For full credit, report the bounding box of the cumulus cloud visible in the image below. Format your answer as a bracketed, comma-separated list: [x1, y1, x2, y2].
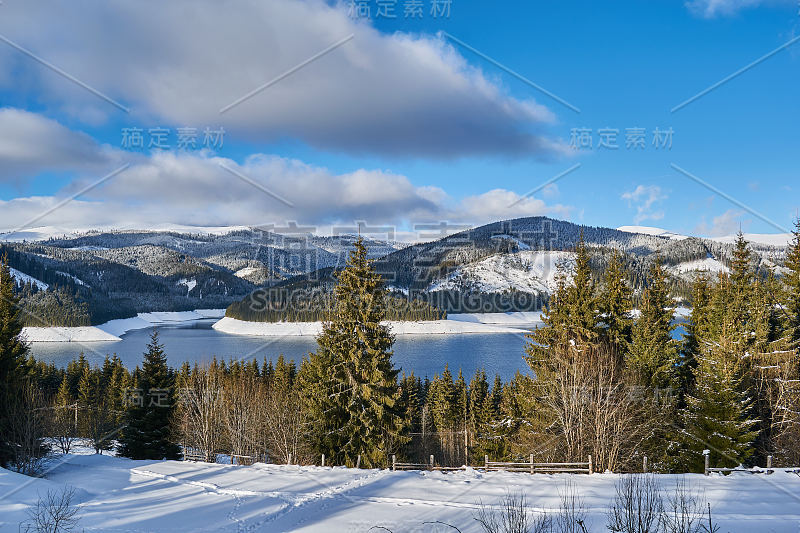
[0, 0, 565, 159]
[621, 185, 667, 224]
[0, 112, 571, 234]
[0, 108, 120, 181]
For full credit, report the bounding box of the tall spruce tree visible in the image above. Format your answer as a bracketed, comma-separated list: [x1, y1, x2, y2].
[598, 251, 633, 356]
[628, 258, 679, 390]
[526, 233, 597, 365]
[118, 331, 181, 460]
[785, 218, 800, 351]
[300, 238, 406, 467]
[569, 232, 598, 345]
[679, 320, 759, 471]
[680, 273, 712, 400]
[0, 254, 31, 466]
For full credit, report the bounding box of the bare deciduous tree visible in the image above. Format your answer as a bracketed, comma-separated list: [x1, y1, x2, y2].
[261, 380, 311, 464]
[47, 404, 77, 455]
[6, 385, 48, 476]
[176, 369, 224, 462]
[222, 375, 265, 460]
[529, 343, 649, 472]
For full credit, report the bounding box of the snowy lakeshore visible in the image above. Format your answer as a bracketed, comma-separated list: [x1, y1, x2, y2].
[2, 453, 799, 532]
[21, 309, 226, 342]
[212, 312, 543, 337]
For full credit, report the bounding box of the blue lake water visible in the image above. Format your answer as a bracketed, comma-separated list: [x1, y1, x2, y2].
[29, 320, 533, 380]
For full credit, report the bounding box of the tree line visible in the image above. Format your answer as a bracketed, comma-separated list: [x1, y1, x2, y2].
[2, 225, 799, 473]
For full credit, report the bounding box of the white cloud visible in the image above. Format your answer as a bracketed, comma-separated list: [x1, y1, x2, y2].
[0, 0, 566, 159]
[685, 0, 793, 17]
[621, 185, 668, 224]
[0, 113, 572, 233]
[0, 108, 120, 181]
[695, 208, 748, 237]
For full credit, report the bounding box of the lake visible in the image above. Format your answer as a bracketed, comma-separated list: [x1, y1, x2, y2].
[29, 319, 533, 380]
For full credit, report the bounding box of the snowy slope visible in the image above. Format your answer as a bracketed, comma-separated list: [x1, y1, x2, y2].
[617, 225, 688, 240]
[667, 257, 730, 275]
[2, 455, 799, 532]
[9, 267, 48, 290]
[428, 251, 575, 294]
[713, 232, 793, 247]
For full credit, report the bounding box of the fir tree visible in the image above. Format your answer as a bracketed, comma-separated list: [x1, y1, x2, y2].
[680, 273, 712, 400]
[569, 232, 598, 344]
[785, 218, 800, 351]
[598, 251, 633, 356]
[628, 258, 679, 390]
[679, 321, 759, 471]
[118, 330, 181, 460]
[300, 238, 406, 467]
[0, 254, 31, 466]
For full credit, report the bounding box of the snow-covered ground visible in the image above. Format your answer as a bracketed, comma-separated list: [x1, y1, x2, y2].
[212, 317, 527, 337]
[2, 454, 799, 532]
[22, 309, 226, 342]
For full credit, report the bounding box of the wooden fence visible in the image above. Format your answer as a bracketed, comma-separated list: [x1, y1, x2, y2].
[391, 454, 594, 474]
[704, 453, 775, 475]
[484, 454, 593, 474]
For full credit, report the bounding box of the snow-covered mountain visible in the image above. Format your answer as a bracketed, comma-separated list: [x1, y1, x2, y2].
[1, 217, 792, 324]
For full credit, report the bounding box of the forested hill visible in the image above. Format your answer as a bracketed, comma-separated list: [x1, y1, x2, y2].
[1, 229, 403, 326]
[1, 219, 787, 325]
[225, 217, 787, 320]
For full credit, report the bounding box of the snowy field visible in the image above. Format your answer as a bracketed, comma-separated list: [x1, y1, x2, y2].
[2, 453, 799, 532]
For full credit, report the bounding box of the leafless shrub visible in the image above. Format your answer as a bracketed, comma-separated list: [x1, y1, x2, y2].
[554, 479, 589, 533]
[606, 474, 663, 533]
[698, 503, 719, 533]
[23, 486, 81, 533]
[474, 491, 551, 533]
[660, 478, 704, 533]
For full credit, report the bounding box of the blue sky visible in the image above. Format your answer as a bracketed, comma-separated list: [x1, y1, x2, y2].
[0, 0, 797, 239]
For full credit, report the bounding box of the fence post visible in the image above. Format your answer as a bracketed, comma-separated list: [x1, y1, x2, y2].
[430, 455, 434, 470]
[356, 455, 361, 469]
[392, 455, 396, 471]
[588, 455, 593, 475]
[703, 450, 709, 476]
[231, 455, 234, 465]
[321, 454, 325, 467]
[643, 455, 648, 473]
[288, 453, 292, 465]
[530, 454, 534, 474]
[766, 455, 773, 471]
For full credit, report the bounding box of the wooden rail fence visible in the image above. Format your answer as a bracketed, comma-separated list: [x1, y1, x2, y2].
[704, 453, 775, 475]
